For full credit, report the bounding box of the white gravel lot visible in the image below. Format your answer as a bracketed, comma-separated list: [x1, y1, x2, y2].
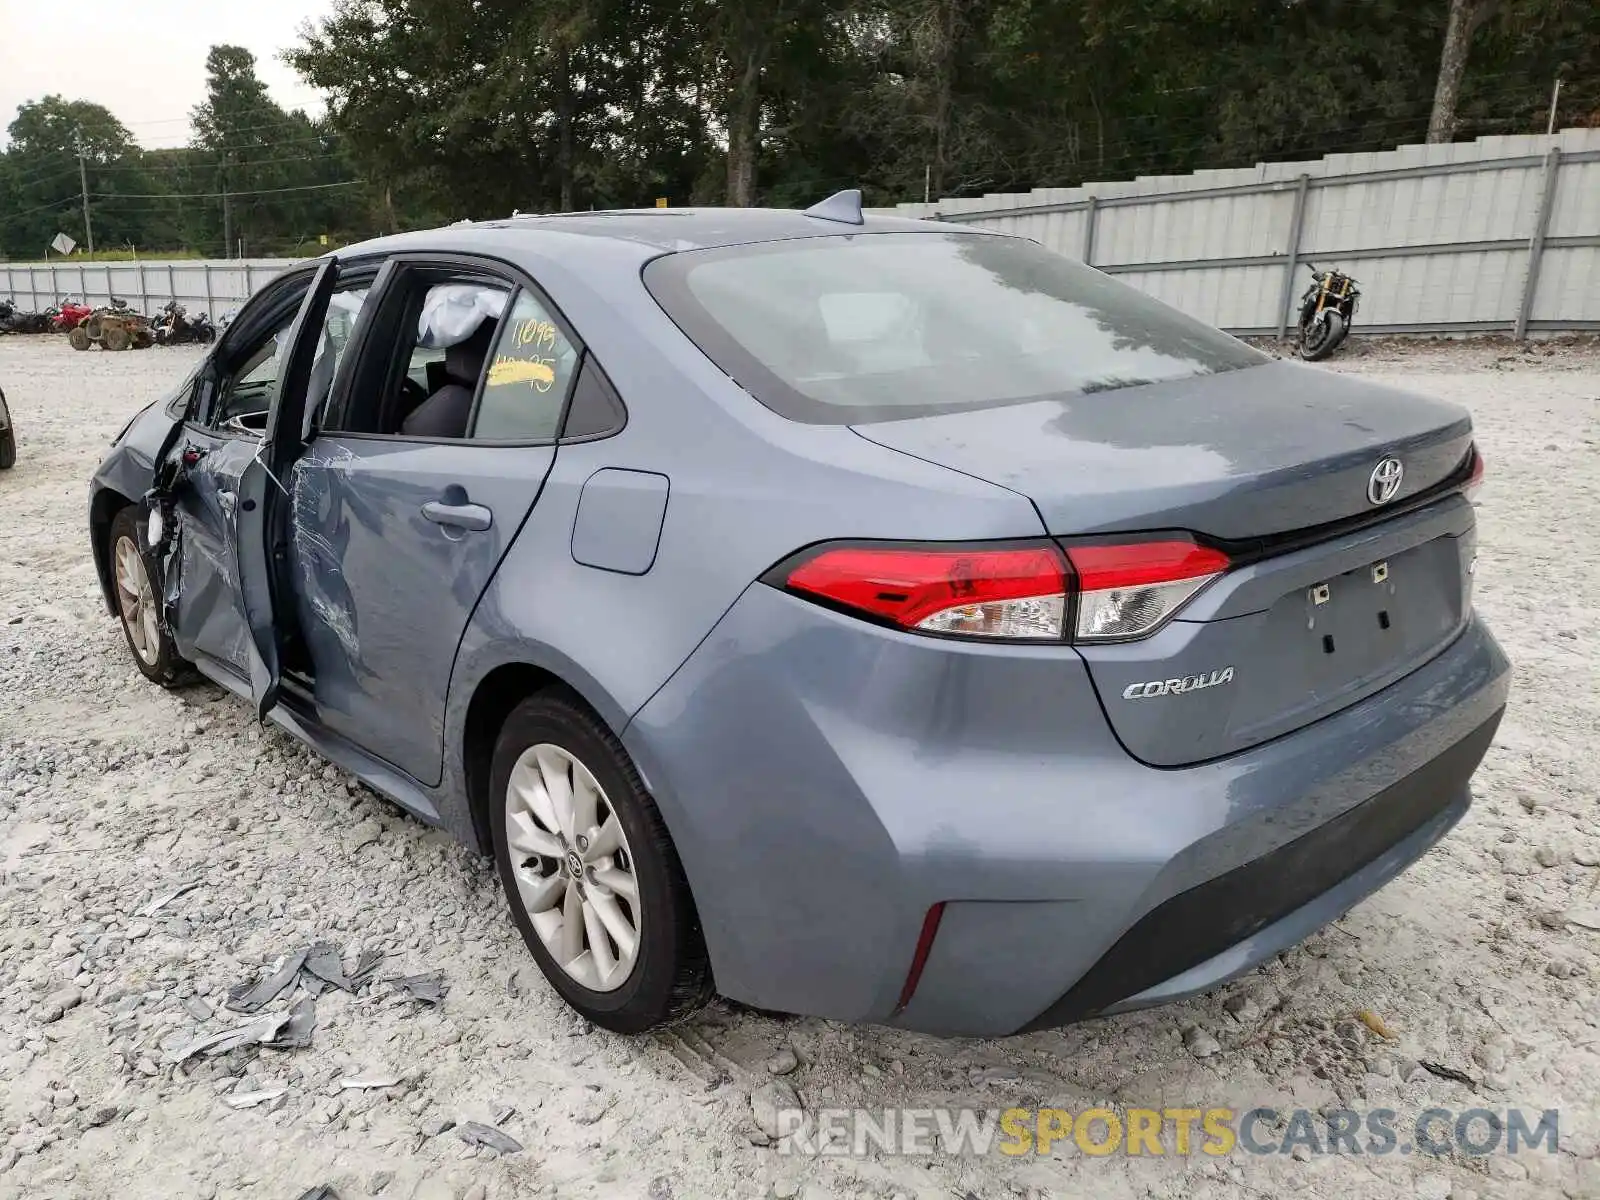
[0, 333, 1598, 1200]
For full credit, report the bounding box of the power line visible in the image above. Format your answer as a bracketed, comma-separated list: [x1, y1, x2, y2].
[91, 179, 366, 200]
[3, 194, 81, 219]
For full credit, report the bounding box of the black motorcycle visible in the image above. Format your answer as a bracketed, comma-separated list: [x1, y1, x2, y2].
[151, 300, 217, 347]
[1297, 263, 1360, 361]
[0, 300, 51, 335]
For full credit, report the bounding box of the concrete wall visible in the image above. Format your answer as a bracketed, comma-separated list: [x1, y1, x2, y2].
[873, 127, 1600, 336]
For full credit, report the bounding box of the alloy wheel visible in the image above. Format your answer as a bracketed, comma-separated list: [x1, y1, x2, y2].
[504, 743, 642, 992]
[114, 535, 159, 667]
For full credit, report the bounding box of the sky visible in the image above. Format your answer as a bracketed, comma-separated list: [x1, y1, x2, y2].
[0, 0, 334, 148]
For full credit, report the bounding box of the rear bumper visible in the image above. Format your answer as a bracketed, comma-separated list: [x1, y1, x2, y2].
[624, 586, 1510, 1037]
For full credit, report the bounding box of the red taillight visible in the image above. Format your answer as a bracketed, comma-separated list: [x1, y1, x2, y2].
[1464, 445, 1485, 501]
[783, 544, 1070, 639]
[893, 902, 946, 1016]
[772, 536, 1229, 643]
[1065, 540, 1230, 592]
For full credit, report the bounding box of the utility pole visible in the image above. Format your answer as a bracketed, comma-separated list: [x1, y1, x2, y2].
[1547, 77, 1563, 136]
[76, 140, 95, 256]
[220, 153, 232, 260]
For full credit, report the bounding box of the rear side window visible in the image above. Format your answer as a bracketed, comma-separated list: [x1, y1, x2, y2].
[471, 290, 580, 441]
[644, 232, 1266, 424]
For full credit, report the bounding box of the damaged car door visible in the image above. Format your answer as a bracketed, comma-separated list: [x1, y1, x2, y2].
[162, 268, 326, 681]
[234, 260, 340, 718]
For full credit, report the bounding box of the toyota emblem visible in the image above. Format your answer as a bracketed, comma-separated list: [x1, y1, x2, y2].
[1368, 457, 1404, 506]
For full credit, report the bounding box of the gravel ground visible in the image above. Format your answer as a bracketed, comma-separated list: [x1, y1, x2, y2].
[1, 334, 1598, 1200]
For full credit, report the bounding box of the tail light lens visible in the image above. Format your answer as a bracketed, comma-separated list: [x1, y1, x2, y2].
[782, 544, 1069, 639]
[1067, 540, 1230, 641]
[770, 536, 1228, 643]
[1464, 444, 1485, 501]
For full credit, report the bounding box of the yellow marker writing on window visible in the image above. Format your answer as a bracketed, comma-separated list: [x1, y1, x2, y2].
[488, 356, 556, 389]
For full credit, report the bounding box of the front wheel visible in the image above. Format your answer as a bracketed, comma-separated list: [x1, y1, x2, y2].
[1299, 310, 1347, 362]
[490, 692, 711, 1032]
[68, 326, 92, 351]
[107, 506, 191, 686]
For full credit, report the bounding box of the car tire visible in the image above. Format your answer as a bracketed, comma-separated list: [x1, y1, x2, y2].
[107, 506, 192, 686]
[490, 691, 712, 1033]
[0, 428, 14, 470]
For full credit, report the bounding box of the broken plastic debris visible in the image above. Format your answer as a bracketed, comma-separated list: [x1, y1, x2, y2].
[385, 970, 448, 1008]
[144, 880, 199, 916]
[166, 1012, 291, 1064]
[293, 1187, 339, 1200]
[225, 949, 309, 1014]
[223, 943, 384, 1011]
[182, 996, 213, 1021]
[348, 949, 384, 989]
[302, 943, 351, 995]
[224, 1085, 288, 1110]
[456, 1120, 523, 1155]
[264, 997, 317, 1051]
[339, 1072, 402, 1091]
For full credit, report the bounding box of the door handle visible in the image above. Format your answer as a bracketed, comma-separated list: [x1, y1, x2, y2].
[421, 500, 492, 532]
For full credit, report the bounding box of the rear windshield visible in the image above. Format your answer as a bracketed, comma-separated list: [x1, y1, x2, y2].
[644, 232, 1266, 424]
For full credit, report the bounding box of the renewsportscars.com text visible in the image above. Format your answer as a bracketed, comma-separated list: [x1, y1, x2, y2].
[775, 1106, 1559, 1159]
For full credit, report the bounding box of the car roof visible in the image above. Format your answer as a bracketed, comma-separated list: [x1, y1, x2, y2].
[339, 207, 961, 260]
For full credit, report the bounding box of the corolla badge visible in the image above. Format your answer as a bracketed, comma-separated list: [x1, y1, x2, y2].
[1368, 456, 1404, 506]
[1122, 667, 1235, 700]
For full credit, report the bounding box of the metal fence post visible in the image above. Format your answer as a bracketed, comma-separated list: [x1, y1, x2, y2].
[1514, 147, 1562, 340]
[78, 264, 88, 303]
[1081, 195, 1099, 265]
[138, 263, 148, 313]
[167, 263, 176, 308]
[106, 264, 115, 305]
[204, 264, 214, 317]
[49, 263, 59, 306]
[244, 264, 255, 299]
[1276, 173, 1313, 339]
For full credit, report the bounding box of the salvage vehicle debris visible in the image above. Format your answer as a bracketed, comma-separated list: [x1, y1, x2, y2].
[224, 942, 385, 1012]
[167, 1011, 292, 1064]
[264, 997, 317, 1050]
[144, 879, 199, 916]
[225, 1085, 289, 1109]
[385, 970, 448, 1009]
[338, 1072, 402, 1091]
[455, 1120, 523, 1155]
[226, 949, 310, 1014]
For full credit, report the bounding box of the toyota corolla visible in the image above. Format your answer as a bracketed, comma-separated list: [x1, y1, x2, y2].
[88, 193, 1508, 1035]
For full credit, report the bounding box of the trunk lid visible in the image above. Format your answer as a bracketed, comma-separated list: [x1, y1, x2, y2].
[850, 359, 1473, 540]
[852, 360, 1479, 766]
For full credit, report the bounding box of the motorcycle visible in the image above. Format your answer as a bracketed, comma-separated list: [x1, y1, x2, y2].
[1297, 264, 1360, 362]
[150, 300, 217, 346]
[51, 297, 93, 333]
